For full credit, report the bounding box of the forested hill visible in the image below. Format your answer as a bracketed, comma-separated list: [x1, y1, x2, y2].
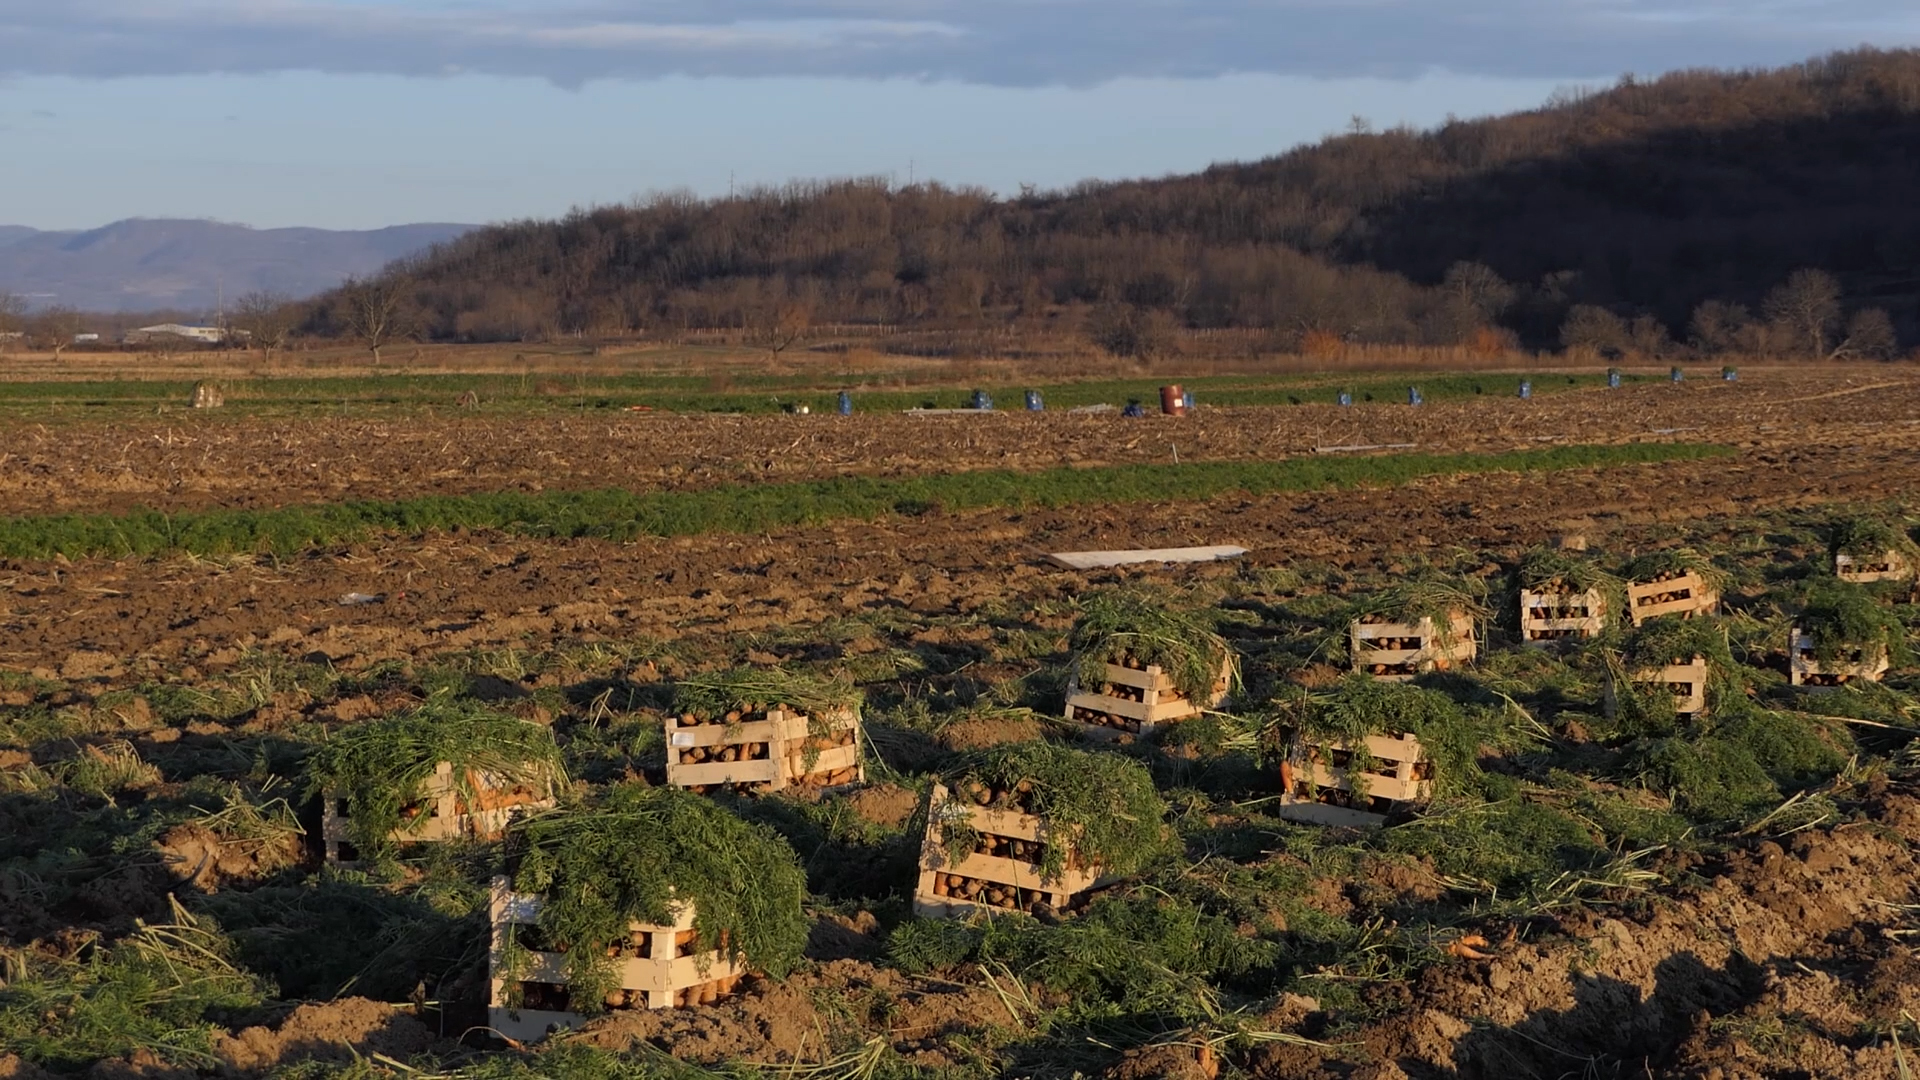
[343, 48, 1920, 356]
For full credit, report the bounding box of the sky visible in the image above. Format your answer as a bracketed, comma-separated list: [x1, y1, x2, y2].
[2, 1, 1918, 231]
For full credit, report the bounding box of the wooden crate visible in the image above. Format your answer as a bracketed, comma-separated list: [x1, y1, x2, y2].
[1835, 550, 1912, 584]
[1626, 571, 1719, 626]
[322, 761, 555, 864]
[1277, 731, 1433, 828]
[1350, 613, 1477, 682]
[487, 877, 747, 1044]
[782, 708, 864, 791]
[665, 707, 863, 793]
[914, 784, 1101, 919]
[1789, 629, 1890, 689]
[1520, 587, 1607, 645]
[1605, 657, 1710, 718]
[1063, 656, 1232, 739]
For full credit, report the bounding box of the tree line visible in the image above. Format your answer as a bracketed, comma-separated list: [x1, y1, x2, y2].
[13, 47, 1920, 365]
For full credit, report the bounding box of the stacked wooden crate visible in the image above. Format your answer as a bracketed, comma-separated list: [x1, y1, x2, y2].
[914, 783, 1101, 918]
[1276, 731, 1433, 828]
[1520, 586, 1607, 646]
[1063, 656, 1232, 739]
[1604, 657, 1711, 718]
[1835, 550, 1912, 585]
[665, 706, 862, 794]
[1789, 629, 1891, 689]
[322, 762, 555, 864]
[1626, 571, 1719, 626]
[487, 878, 747, 1044]
[1350, 612, 1477, 682]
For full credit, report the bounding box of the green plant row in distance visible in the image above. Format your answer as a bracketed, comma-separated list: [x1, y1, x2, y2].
[0, 442, 1731, 560]
[0, 370, 1663, 418]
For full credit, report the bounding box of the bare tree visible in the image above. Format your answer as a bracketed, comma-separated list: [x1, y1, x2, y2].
[232, 290, 298, 361]
[1761, 268, 1842, 359]
[0, 292, 25, 343]
[1440, 261, 1515, 320]
[30, 306, 82, 360]
[1833, 307, 1899, 360]
[1559, 304, 1628, 354]
[1688, 300, 1752, 355]
[339, 276, 412, 364]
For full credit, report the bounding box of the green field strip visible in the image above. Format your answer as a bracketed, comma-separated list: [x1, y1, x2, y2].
[0, 443, 1732, 561]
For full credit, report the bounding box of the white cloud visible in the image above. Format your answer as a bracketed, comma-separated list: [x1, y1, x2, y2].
[0, 0, 1914, 84]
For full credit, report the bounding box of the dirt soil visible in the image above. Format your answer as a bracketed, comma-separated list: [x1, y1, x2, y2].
[2, 368, 1916, 516]
[5, 433, 1917, 675]
[569, 958, 1012, 1068]
[214, 999, 441, 1074]
[1251, 790, 1920, 1079]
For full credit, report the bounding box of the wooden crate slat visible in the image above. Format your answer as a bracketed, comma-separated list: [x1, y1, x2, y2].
[665, 719, 784, 749]
[914, 784, 1102, 918]
[665, 708, 862, 792]
[1351, 613, 1476, 680]
[1278, 730, 1432, 827]
[1520, 587, 1607, 643]
[1605, 658, 1710, 717]
[1789, 630, 1890, 688]
[1836, 551, 1912, 584]
[323, 762, 554, 863]
[1626, 572, 1718, 626]
[488, 877, 745, 1042]
[1095, 663, 1178, 692]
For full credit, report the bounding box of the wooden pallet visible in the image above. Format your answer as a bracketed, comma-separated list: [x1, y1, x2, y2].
[1626, 571, 1719, 626]
[1063, 657, 1232, 739]
[664, 707, 863, 793]
[1350, 613, 1477, 682]
[322, 761, 555, 864]
[1520, 587, 1607, 645]
[1836, 550, 1913, 584]
[914, 784, 1100, 919]
[1789, 629, 1891, 689]
[487, 877, 748, 1044]
[1605, 657, 1710, 718]
[1277, 731, 1432, 828]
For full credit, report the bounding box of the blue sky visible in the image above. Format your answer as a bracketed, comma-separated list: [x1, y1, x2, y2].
[2, 1, 1917, 230]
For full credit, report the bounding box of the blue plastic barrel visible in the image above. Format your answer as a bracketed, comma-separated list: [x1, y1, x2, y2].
[1408, 387, 1424, 406]
[1722, 366, 1738, 382]
[1182, 390, 1195, 411]
[1607, 368, 1621, 389]
[1519, 380, 1532, 400]
[1025, 390, 1043, 411]
[837, 391, 852, 416]
[1670, 366, 1684, 384]
[1338, 391, 1353, 407]
[972, 390, 993, 411]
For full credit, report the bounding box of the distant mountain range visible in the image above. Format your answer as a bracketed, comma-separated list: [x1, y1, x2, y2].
[0, 219, 475, 313]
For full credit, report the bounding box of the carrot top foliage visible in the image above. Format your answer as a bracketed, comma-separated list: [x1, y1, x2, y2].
[500, 785, 808, 1014]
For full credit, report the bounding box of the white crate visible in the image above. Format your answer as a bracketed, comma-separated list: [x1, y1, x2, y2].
[913, 784, 1103, 919]
[664, 707, 863, 793]
[1789, 629, 1890, 689]
[1626, 571, 1718, 626]
[487, 877, 747, 1044]
[322, 761, 555, 864]
[1277, 731, 1433, 828]
[1835, 551, 1912, 584]
[1063, 656, 1232, 739]
[1351, 612, 1477, 682]
[1520, 587, 1607, 645]
[1605, 657, 1710, 718]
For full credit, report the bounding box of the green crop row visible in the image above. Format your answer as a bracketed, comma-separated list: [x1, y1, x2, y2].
[0, 442, 1731, 560]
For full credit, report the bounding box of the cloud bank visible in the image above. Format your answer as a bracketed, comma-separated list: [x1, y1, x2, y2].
[2, 1, 1915, 86]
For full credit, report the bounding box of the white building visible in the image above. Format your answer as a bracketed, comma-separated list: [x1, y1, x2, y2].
[125, 323, 228, 345]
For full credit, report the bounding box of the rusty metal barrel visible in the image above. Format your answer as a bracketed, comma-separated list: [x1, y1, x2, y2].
[1159, 385, 1187, 416]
